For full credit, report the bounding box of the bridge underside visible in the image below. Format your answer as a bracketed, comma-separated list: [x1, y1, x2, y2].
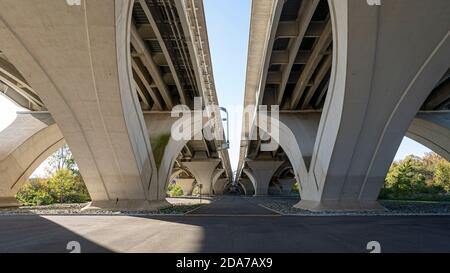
[237, 0, 450, 211]
[0, 0, 231, 209]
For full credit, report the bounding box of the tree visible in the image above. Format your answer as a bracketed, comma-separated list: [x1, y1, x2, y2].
[434, 160, 450, 192]
[16, 179, 54, 206]
[381, 153, 450, 200]
[16, 168, 90, 206]
[45, 144, 79, 177]
[384, 155, 427, 197]
[47, 168, 75, 203]
[167, 182, 184, 197]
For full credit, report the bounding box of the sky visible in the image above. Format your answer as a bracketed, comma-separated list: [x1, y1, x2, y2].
[203, 0, 252, 172]
[0, 0, 434, 177]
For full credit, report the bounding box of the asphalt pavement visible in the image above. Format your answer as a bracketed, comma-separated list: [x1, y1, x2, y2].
[1, 196, 449, 253]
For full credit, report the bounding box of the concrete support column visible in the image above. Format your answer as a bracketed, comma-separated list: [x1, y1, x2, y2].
[295, 0, 450, 211]
[213, 178, 228, 195]
[239, 179, 255, 196]
[0, 0, 163, 211]
[245, 161, 283, 196]
[183, 160, 220, 196]
[0, 197, 21, 208]
[175, 179, 195, 196]
[278, 178, 296, 196]
[211, 169, 225, 195]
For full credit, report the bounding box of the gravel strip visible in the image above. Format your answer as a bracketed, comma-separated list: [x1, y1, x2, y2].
[3, 198, 450, 216]
[260, 199, 450, 216]
[0, 203, 203, 216]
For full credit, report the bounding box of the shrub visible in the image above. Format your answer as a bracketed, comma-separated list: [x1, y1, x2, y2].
[16, 168, 90, 206]
[380, 153, 450, 201]
[167, 182, 184, 197]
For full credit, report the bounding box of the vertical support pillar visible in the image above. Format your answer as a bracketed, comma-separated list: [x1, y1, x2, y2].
[175, 178, 195, 196]
[183, 160, 220, 196]
[246, 161, 283, 196]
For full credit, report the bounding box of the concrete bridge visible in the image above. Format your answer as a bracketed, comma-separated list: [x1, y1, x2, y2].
[0, 0, 449, 212]
[236, 0, 450, 211]
[0, 0, 232, 210]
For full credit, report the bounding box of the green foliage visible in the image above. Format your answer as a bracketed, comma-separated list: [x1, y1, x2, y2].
[167, 182, 184, 197]
[45, 144, 79, 176]
[16, 168, 90, 206]
[380, 153, 450, 201]
[385, 156, 427, 194]
[292, 181, 300, 193]
[151, 134, 171, 168]
[434, 160, 450, 192]
[16, 179, 54, 206]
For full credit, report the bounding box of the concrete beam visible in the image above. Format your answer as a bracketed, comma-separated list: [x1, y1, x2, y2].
[270, 50, 310, 65]
[301, 54, 332, 108]
[130, 23, 172, 109]
[131, 59, 157, 110]
[276, 21, 324, 39]
[137, 0, 187, 105]
[290, 19, 332, 109]
[277, 0, 320, 105]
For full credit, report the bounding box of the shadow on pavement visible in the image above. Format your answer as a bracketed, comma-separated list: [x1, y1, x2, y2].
[0, 215, 111, 253]
[1, 197, 450, 253]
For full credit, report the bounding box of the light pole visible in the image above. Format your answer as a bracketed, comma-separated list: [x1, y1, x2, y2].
[198, 184, 203, 204]
[218, 107, 230, 151]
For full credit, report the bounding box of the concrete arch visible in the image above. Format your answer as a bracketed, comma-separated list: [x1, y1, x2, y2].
[242, 169, 257, 195]
[169, 168, 195, 196]
[169, 168, 191, 183]
[406, 113, 450, 162]
[213, 178, 228, 195]
[273, 163, 294, 179]
[157, 116, 211, 198]
[238, 178, 255, 196]
[211, 169, 225, 193]
[0, 114, 64, 207]
[256, 112, 320, 198]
